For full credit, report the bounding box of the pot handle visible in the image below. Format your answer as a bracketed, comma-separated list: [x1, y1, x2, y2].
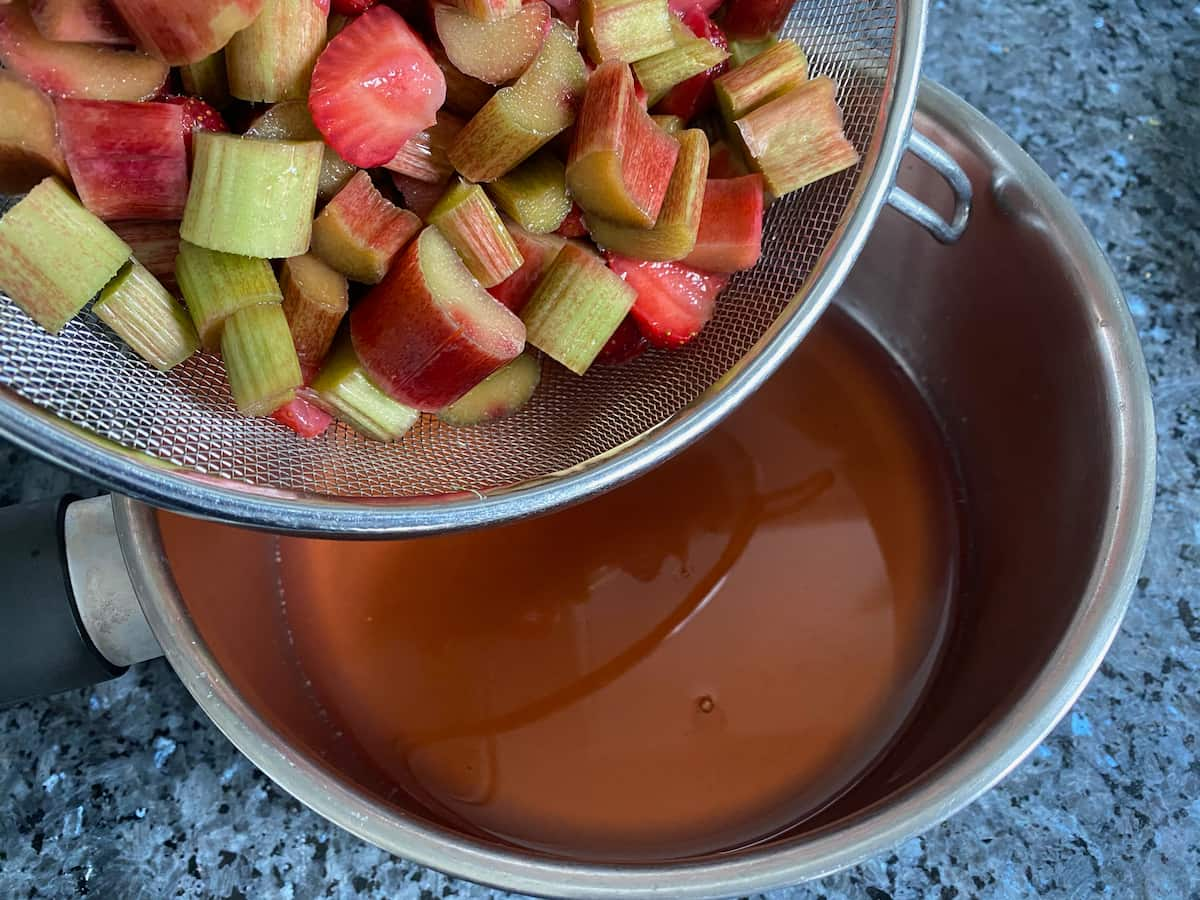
[886, 130, 973, 244]
[0, 495, 161, 706]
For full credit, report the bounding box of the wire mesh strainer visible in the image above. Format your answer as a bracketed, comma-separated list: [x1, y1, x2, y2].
[0, 0, 961, 535]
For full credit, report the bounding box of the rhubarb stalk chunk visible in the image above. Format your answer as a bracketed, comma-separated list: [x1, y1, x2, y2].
[566, 61, 680, 228]
[521, 242, 635, 374]
[29, 0, 130, 44]
[714, 39, 806, 120]
[453, 0, 521, 21]
[280, 253, 349, 368]
[56, 99, 189, 221]
[109, 220, 182, 291]
[311, 170, 421, 284]
[221, 302, 303, 416]
[429, 178, 525, 288]
[180, 52, 231, 109]
[0, 177, 130, 333]
[174, 240, 283, 350]
[350, 226, 526, 411]
[632, 23, 728, 106]
[735, 76, 860, 197]
[384, 111, 465, 185]
[438, 351, 542, 426]
[93, 260, 199, 371]
[311, 332, 420, 442]
[449, 21, 587, 182]
[244, 100, 356, 202]
[486, 152, 572, 234]
[0, 69, 70, 194]
[181, 132, 323, 259]
[581, 0, 674, 65]
[108, 0, 265, 65]
[435, 1, 551, 85]
[587, 128, 708, 261]
[227, 0, 328, 102]
[488, 219, 565, 312]
[682, 174, 763, 272]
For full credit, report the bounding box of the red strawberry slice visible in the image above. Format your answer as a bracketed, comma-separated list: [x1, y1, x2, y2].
[331, 0, 375, 11]
[668, 0, 721, 15]
[654, 6, 727, 120]
[595, 314, 648, 365]
[608, 254, 728, 348]
[160, 94, 228, 155]
[309, 5, 445, 168]
[272, 391, 334, 438]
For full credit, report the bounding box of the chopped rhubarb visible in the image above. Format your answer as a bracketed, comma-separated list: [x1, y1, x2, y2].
[311, 332, 420, 441]
[651, 113, 684, 134]
[179, 52, 231, 109]
[309, 5, 446, 167]
[244, 99, 356, 202]
[109, 219, 182, 291]
[587, 127, 708, 260]
[631, 14, 727, 105]
[735, 76, 859, 197]
[521, 242, 635, 374]
[0, 177, 130, 333]
[608, 253, 727, 347]
[452, 0, 520, 21]
[721, 0, 791, 39]
[221, 302, 303, 416]
[581, 0, 675, 65]
[595, 313, 648, 364]
[384, 110, 465, 184]
[280, 252, 348, 367]
[436, 1, 551, 85]
[161, 95, 228, 156]
[390, 172, 446, 219]
[93, 260, 199, 371]
[29, 0, 130, 44]
[556, 203, 588, 237]
[181, 131, 323, 258]
[487, 218, 565, 312]
[271, 393, 334, 439]
[566, 60, 679, 227]
[0, 1, 168, 100]
[56, 99, 189, 221]
[706, 138, 748, 178]
[174, 240, 283, 350]
[449, 20, 587, 181]
[227, 0, 329, 102]
[682, 174, 762, 272]
[108, 0, 264, 65]
[311, 170, 421, 284]
[545, 0, 580, 27]
[433, 46, 495, 118]
[438, 352, 541, 426]
[667, 0, 720, 14]
[714, 38, 806, 120]
[486, 151, 572, 234]
[350, 226, 526, 410]
[428, 178, 524, 287]
[727, 34, 776, 67]
[653, 6, 727, 120]
[0, 69, 69, 193]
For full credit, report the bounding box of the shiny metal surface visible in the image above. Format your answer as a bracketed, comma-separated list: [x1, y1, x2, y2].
[886, 130, 972, 242]
[0, 0, 928, 536]
[106, 84, 1154, 897]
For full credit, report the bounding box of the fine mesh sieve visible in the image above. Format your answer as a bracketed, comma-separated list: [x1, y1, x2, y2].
[0, 0, 960, 536]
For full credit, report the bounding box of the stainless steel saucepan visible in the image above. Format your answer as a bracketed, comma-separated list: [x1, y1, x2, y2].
[0, 84, 1153, 897]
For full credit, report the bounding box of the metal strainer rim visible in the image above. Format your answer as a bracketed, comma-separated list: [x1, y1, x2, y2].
[0, 1, 927, 537]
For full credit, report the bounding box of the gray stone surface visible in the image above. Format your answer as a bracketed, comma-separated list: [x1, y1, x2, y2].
[1, 0, 1198, 897]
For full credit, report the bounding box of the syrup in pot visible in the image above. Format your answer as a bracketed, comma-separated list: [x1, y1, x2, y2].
[161, 311, 961, 862]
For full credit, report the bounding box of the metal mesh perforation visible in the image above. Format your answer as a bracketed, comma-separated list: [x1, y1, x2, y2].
[0, 0, 897, 500]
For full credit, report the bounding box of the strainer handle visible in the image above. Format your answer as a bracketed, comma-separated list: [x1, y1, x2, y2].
[887, 130, 973, 244]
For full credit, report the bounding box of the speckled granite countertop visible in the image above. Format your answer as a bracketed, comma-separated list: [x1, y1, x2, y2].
[2, 1, 1198, 897]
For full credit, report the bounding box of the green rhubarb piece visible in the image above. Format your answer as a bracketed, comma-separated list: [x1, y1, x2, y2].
[220, 302, 303, 416]
[181, 131, 323, 259]
[651, 114, 684, 135]
[728, 35, 778, 67]
[449, 21, 587, 182]
[310, 170, 421, 285]
[280, 253, 348, 369]
[587, 128, 708, 260]
[311, 332, 420, 442]
[429, 178, 524, 288]
[454, 0, 521, 21]
[581, 0, 675, 65]
[521, 242, 636, 374]
[633, 31, 729, 106]
[715, 39, 807, 121]
[94, 260, 199, 371]
[226, 0, 328, 102]
[485, 152, 571, 234]
[434, 46, 495, 118]
[0, 176, 130, 333]
[179, 51, 231, 109]
[736, 76, 860, 197]
[175, 240, 283, 351]
[244, 100, 357, 203]
[438, 351, 541, 426]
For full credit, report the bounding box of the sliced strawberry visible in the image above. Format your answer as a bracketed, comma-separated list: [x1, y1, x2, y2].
[683, 174, 763, 273]
[331, 0, 376, 11]
[608, 254, 728, 348]
[160, 94, 228, 155]
[272, 391, 334, 438]
[555, 203, 588, 237]
[668, 0, 721, 15]
[309, 5, 445, 168]
[595, 314, 648, 364]
[55, 98, 189, 220]
[654, 6, 727, 120]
